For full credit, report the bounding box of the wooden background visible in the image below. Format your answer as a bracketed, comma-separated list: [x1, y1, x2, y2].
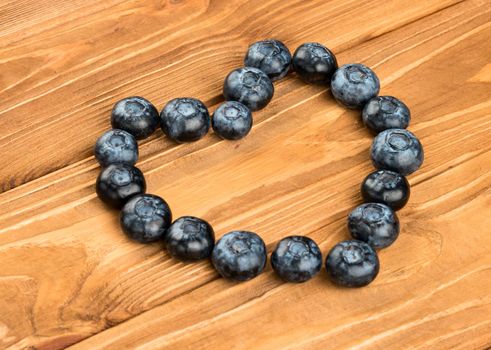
[1, 0, 490, 349]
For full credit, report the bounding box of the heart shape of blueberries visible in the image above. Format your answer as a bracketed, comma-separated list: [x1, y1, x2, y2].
[94, 40, 423, 287]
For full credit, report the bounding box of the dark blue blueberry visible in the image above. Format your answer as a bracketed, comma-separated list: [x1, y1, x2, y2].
[244, 39, 291, 81]
[165, 216, 215, 261]
[212, 101, 252, 140]
[160, 97, 210, 143]
[348, 203, 399, 249]
[371, 129, 424, 176]
[361, 170, 410, 211]
[330, 64, 380, 109]
[120, 194, 172, 243]
[325, 240, 379, 287]
[111, 96, 160, 140]
[292, 42, 338, 84]
[362, 96, 411, 133]
[211, 231, 267, 281]
[271, 236, 322, 283]
[96, 164, 146, 209]
[94, 129, 138, 167]
[223, 67, 274, 111]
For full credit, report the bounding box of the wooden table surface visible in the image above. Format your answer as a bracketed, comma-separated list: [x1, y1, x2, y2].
[1, 0, 491, 349]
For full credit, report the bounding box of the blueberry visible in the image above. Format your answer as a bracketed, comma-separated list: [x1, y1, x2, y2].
[96, 164, 146, 209]
[94, 129, 138, 167]
[292, 42, 338, 83]
[362, 96, 411, 133]
[361, 170, 410, 210]
[348, 203, 399, 249]
[212, 101, 252, 140]
[160, 97, 210, 143]
[211, 231, 267, 281]
[223, 67, 274, 111]
[111, 96, 160, 140]
[371, 129, 424, 176]
[271, 236, 322, 283]
[244, 39, 291, 81]
[165, 216, 215, 261]
[330, 64, 380, 109]
[120, 194, 172, 243]
[325, 240, 379, 287]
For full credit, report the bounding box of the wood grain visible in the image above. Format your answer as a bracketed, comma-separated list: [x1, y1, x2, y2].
[1, 0, 490, 349]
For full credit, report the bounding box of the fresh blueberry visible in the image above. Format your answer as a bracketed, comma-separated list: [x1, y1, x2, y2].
[325, 240, 379, 287]
[223, 67, 274, 111]
[244, 39, 291, 81]
[212, 101, 252, 140]
[361, 170, 410, 210]
[96, 164, 146, 209]
[348, 203, 399, 249]
[94, 129, 138, 167]
[111, 96, 160, 140]
[211, 231, 267, 281]
[292, 42, 338, 83]
[120, 194, 172, 243]
[165, 216, 215, 261]
[271, 236, 322, 283]
[371, 129, 424, 176]
[330, 64, 380, 109]
[160, 97, 210, 143]
[362, 96, 411, 133]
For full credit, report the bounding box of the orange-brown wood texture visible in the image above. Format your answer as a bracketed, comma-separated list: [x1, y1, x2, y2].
[1, 0, 490, 349]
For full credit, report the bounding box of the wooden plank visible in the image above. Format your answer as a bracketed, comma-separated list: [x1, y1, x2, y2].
[0, 0, 460, 191]
[1, 0, 490, 349]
